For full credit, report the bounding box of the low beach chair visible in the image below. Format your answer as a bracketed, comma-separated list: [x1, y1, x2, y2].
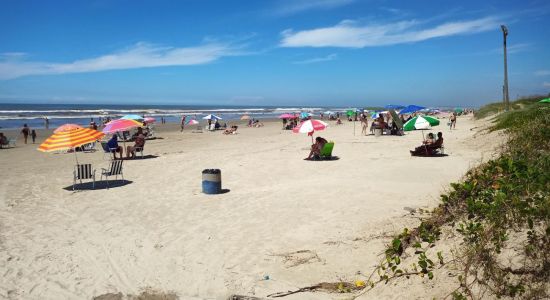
[8, 138, 16, 148]
[319, 142, 335, 160]
[73, 164, 96, 190]
[100, 160, 123, 188]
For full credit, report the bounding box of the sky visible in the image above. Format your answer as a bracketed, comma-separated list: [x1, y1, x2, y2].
[0, 0, 549, 107]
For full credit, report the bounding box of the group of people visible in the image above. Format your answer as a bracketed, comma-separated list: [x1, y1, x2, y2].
[106, 127, 146, 159]
[410, 132, 444, 156]
[282, 118, 299, 130]
[20, 124, 37, 144]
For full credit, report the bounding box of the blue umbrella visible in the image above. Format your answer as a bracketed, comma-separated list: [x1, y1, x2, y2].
[300, 112, 312, 119]
[385, 104, 405, 109]
[121, 114, 144, 121]
[399, 105, 426, 115]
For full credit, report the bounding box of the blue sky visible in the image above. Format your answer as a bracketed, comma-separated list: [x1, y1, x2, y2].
[0, 0, 549, 107]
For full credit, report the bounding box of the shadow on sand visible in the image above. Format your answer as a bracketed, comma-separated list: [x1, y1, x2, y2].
[64, 180, 133, 191]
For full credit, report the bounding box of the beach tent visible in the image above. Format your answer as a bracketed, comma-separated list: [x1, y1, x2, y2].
[241, 115, 251, 120]
[202, 114, 222, 120]
[539, 97, 550, 103]
[399, 105, 426, 115]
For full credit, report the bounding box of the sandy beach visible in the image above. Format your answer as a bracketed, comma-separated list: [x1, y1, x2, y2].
[0, 116, 502, 299]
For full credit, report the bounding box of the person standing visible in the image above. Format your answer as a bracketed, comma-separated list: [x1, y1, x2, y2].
[44, 117, 49, 129]
[180, 115, 186, 132]
[20, 124, 30, 144]
[31, 130, 37, 144]
[360, 113, 369, 135]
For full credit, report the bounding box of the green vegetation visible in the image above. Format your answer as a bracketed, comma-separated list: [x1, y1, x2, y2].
[368, 99, 549, 298]
[474, 94, 549, 119]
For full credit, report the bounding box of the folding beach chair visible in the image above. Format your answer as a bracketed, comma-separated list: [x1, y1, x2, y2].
[73, 164, 96, 190]
[100, 160, 123, 188]
[8, 138, 16, 148]
[319, 142, 335, 160]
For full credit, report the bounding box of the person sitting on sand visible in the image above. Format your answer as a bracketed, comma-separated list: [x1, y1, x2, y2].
[410, 132, 444, 156]
[0, 133, 8, 147]
[306, 136, 328, 160]
[224, 125, 238, 135]
[107, 134, 123, 159]
[423, 133, 435, 145]
[126, 128, 145, 158]
[336, 117, 342, 125]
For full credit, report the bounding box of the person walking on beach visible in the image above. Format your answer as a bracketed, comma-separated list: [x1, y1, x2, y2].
[20, 124, 30, 144]
[449, 113, 457, 130]
[44, 117, 49, 129]
[31, 130, 37, 144]
[180, 115, 186, 132]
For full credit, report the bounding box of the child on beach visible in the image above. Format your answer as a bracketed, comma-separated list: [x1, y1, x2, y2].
[31, 130, 37, 144]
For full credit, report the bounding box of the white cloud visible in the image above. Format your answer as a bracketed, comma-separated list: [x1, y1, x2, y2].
[293, 53, 338, 64]
[273, 0, 354, 16]
[543, 82, 550, 87]
[0, 42, 243, 80]
[280, 17, 500, 48]
[535, 70, 550, 76]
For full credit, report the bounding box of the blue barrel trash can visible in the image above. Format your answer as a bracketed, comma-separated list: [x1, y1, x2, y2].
[202, 169, 222, 194]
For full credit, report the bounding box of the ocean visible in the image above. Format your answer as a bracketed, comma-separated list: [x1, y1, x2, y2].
[0, 103, 348, 130]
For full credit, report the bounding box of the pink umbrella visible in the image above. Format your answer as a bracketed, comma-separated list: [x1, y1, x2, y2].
[54, 123, 83, 133]
[278, 113, 295, 119]
[293, 119, 328, 143]
[187, 119, 199, 125]
[144, 117, 156, 124]
[102, 119, 142, 134]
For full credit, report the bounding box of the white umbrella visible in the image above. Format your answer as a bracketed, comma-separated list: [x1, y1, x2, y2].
[202, 114, 222, 120]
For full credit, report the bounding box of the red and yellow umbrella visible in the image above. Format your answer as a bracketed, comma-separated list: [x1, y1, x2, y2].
[54, 123, 83, 133]
[38, 128, 105, 152]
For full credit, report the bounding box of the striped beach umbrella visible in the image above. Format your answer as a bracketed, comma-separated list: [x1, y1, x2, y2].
[38, 128, 104, 152]
[54, 123, 83, 133]
[293, 119, 328, 143]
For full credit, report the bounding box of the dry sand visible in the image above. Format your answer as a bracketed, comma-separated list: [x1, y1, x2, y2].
[0, 116, 502, 299]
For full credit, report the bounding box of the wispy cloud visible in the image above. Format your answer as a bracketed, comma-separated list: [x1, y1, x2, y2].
[273, 0, 354, 16]
[506, 43, 531, 54]
[0, 42, 244, 80]
[293, 53, 338, 64]
[280, 17, 500, 48]
[535, 70, 550, 76]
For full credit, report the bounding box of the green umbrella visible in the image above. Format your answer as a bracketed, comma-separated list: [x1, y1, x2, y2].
[539, 97, 550, 103]
[403, 115, 440, 131]
[346, 110, 355, 117]
[454, 108, 464, 113]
